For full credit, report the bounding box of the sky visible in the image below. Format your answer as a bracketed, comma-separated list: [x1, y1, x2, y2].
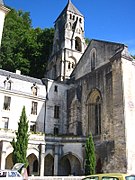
[4, 0, 135, 55]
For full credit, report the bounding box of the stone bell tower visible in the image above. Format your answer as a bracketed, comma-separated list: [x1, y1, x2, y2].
[0, 0, 10, 46]
[46, 0, 86, 81]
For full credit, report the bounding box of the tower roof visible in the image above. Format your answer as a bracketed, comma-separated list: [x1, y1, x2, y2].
[55, 0, 83, 22]
[0, 0, 4, 5]
[66, 0, 83, 16]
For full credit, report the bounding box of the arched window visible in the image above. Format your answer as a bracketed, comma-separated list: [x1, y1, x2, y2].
[4, 76, 13, 90]
[87, 89, 101, 135]
[75, 37, 82, 52]
[90, 48, 96, 70]
[33, 160, 38, 172]
[31, 83, 38, 96]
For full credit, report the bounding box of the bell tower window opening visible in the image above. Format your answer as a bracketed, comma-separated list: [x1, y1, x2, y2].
[75, 37, 82, 52]
[79, 18, 82, 23]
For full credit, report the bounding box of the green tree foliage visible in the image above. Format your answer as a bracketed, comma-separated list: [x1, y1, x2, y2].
[11, 106, 29, 168]
[85, 132, 96, 175]
[0, 8, 54, 78]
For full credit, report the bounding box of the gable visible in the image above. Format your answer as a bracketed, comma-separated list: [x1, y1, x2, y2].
[71, 39, 124, 80]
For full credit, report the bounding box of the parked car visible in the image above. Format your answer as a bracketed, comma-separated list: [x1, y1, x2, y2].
[82, 173, 135, 180]
[0, 163, 24, 179]
[0, 169, 23, 179]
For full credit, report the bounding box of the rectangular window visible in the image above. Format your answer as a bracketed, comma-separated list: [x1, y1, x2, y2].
[30, 123, 36, 132]
[54, 85, 58, 92]
[54, 105, 60, 119]
[1, 117, 9, 129]
[31, 101, 38, 115]
[3, 96, 11, 110]
[54, 127, 59, 135]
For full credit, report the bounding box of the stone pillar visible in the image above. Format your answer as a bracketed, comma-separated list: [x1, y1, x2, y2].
[0, 141, 6, 169]
[53, 145, 59, 175]
[39, 144, 45, 176]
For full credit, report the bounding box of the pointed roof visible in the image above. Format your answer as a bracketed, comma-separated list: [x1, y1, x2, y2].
[55, 0, 83, 22]
[0, 0, 4, 5]
[66, 0, 83, 16]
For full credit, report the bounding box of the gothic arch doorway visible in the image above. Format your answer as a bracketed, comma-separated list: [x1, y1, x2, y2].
[5, 153, 13, 169]
[27, 153, 39, 176]
[59, 153, 82, 176]
[44, 154, 54, 176]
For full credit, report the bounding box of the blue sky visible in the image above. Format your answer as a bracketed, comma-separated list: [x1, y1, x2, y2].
[4, 0, 135, 55]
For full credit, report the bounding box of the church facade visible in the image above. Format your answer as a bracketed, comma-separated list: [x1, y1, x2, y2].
[0, 0, 135, 176]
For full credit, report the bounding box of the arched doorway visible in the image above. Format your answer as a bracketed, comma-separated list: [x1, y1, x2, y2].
[59, 153, 82, 176]
[5, 153, 13, 169]
[44, 154, 54, 176]
[27, 153, 39, 176]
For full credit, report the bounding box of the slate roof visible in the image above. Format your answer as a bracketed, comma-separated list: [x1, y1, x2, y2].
[55, 0, 83, 22]
[0, 69, 44, 85]
[0, 0, 4, 5]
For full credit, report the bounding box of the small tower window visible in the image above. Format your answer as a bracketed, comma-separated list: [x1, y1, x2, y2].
[79, 18, 82, 23]
[72, 62, 75, 69]
[73, 15, 75, 20]
[70, 14, 72, 19]
[75, 37, 82, 52]
[68, 62, 71, 69]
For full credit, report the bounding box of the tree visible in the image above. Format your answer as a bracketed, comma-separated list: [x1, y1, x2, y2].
[0, 8, 54, 78]
[85, 132, 96, 175]
[11, 106, 29, 168]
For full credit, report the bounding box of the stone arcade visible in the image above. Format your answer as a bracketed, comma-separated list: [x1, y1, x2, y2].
[0, 0, 135, 176]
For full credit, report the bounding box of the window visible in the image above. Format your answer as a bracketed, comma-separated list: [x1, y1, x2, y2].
[3, 96, 11, 110]
[87, 89, 101, 135]
[30, 123, 36, 132]
[90, 48, 96, 71]
[68, 62, 71, 69]
[31, 83, 38, 96]
[79, 18, 82, 23]
[1, 117, 9, 129]
[75, 37, 82, 52]
[54, 127, 59, 135]
[31, 102, 38, 115]
[54, 105, 60, 119]
[54, 85, 58, 92]
[4, 76, 12, 90]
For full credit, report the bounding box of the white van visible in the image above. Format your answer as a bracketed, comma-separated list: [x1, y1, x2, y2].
[0, 163, 24, 179]
[0, 169, 23, 179]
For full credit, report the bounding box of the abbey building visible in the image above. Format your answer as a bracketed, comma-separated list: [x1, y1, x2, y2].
[0, 0, 135, 176]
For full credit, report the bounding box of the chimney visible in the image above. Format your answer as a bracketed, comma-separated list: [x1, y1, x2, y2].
[16, 70, 21, 75]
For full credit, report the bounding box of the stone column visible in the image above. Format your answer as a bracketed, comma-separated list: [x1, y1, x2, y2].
[53, 144, 59, 176]
[39, 144, 45, 176]
[0, 141, 6, 169]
